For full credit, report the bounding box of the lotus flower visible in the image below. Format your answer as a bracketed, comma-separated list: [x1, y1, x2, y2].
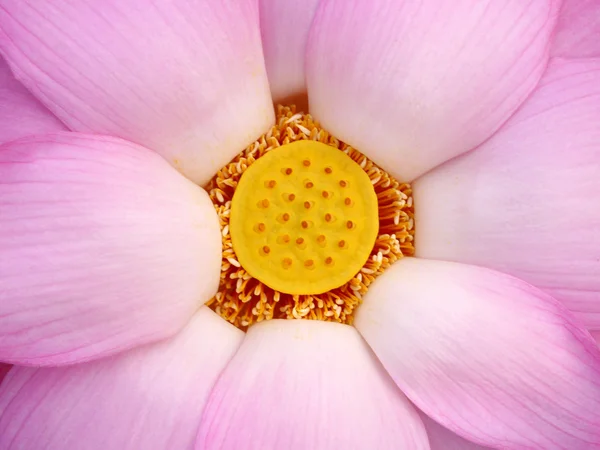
[1, 0, 600, 449]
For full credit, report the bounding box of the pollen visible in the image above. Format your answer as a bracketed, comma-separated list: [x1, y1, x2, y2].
[205, 105, 415, 330]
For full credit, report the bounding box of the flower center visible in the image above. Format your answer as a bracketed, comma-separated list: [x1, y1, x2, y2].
[206, 106, 414, 330]
[229, 140, 379, 295]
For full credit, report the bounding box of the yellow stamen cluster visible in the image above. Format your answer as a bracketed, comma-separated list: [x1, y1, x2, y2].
[205, 105, 414, 330]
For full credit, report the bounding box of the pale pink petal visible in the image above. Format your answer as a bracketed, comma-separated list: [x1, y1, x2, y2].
[0, 308, 242, 450]
[306, 0, 560, 182]
[420, 413, 491, 450]
[414, 57, 600, 330]
[593, 331, 600, 347]
[196, 320, 428, 450]
[0, 364, 10, 385]
[0, 1, 274, 185]
[0, 56, 65, 144]
[355, 258, 600, 448]
[552, 0, 600, 58]
[0, 133, 221, 366]
[259, 0, 320, 103]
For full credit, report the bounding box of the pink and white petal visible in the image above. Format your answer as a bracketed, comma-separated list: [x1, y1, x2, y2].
[0, 56, 65, 144]
[593, 331, 600, 347]
[355, 258, 600, 449]
[420, 413, 491, 450]
[0, 1, 274, 185]
[196, 320, 428, 450]
[0, 364, 10, 385]
[0, 308, 243, 450]
[552, 0, 600, 58]
[414, 57, 600, 330]
[0, 133, 221, 366]
[259, 0, 320, 104]
[306, 0, 560, 182]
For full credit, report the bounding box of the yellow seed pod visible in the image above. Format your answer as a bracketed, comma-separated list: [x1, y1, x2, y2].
[230, 140, 379, 295]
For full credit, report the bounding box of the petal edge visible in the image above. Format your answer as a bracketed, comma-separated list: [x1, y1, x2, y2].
[356, 258, 600, 449]
[196, 320, 429, 450]
[0, 308, 243, 450]
[307, 0, 561, 181]
[414, 57, 600, 330]
[0, 133, 221, 365]
[0, 0, 274, 184]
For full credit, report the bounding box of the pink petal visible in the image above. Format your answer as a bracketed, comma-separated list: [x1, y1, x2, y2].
[594, 331, 600, 347]
[552, 0, 600, 58]
[196, 320, 428, 450]
[0, 56, 65, 144]
[420, 412, 491, 450]
[0, 364, 10, 385]
[414, 57, 600, 330]
[259, 0, 320, 103]
[0, 1, 274, 185]
[355, 258, 600, 448]
[0, 308, 243, 450]
[0, 133, 221, 366]
[306, 0, 560, 182]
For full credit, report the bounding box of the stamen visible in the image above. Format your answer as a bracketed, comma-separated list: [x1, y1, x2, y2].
[205, 105, 414, 330]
